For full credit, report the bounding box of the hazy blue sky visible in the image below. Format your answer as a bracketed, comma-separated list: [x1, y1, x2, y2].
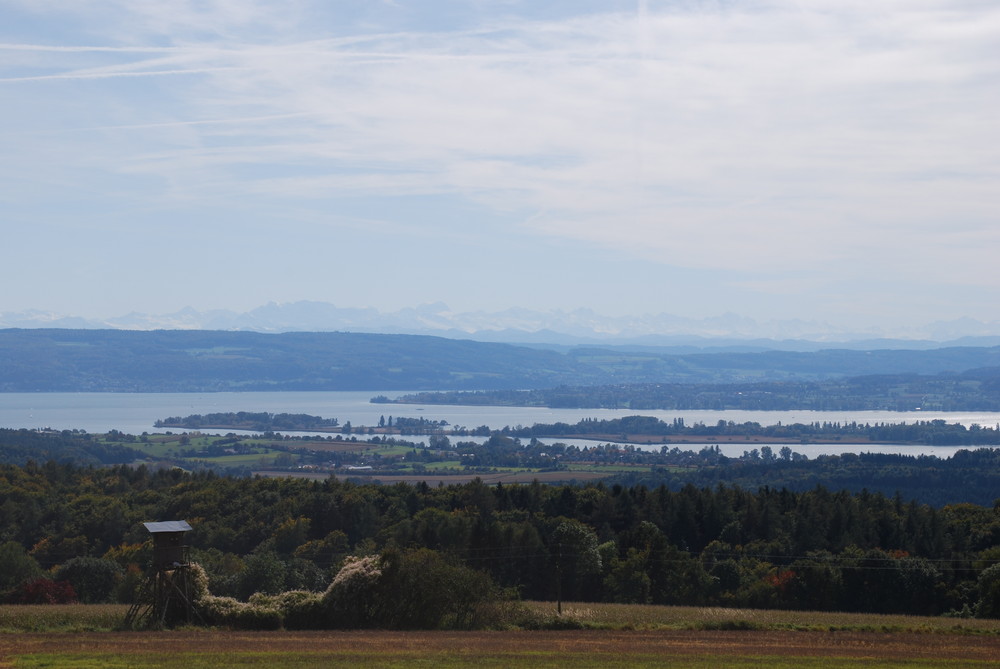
[2, 1, 998, 331]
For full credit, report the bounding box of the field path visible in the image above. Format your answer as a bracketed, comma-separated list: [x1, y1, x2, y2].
[2, 629, 1000, 665]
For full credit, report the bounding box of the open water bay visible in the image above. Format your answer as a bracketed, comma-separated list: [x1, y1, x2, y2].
[2, 391, 1000, 458]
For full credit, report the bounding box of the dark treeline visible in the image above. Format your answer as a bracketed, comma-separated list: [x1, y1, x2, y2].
[3, 462, 1000, 616]
[0, 428, 145, 467]
[389, 368, 1000, 411]
[616, 448, 1000, 510]
[456, 437, 1000, 508]
[509, 416, 1000, 446]
[155, 412, 340, 431]
[152, 410, 1000, 445]
[154, 412, 449, 432]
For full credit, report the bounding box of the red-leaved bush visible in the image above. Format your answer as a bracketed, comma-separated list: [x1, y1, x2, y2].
[14, 578, 77, 604]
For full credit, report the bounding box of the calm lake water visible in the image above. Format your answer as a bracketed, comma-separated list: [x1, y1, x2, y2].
[2, 391, 999, 459]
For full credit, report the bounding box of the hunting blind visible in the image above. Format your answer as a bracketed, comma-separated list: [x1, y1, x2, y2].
[123, 520, 201, 628]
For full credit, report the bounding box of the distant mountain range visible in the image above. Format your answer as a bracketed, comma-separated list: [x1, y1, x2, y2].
[3, 301, 1000, 351]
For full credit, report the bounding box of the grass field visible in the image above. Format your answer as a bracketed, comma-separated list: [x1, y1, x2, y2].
[4, 629, 999, 668]
[2, 603, 1000, 667]
[534, 602, 1000, 634]
[0, 605, 125, 634]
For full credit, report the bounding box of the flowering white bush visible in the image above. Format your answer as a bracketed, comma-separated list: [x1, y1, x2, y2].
[182, 551, 510, 630]
[184, 562, 211, 602]
[322, 555, 383, 627]
[326, 555, 383, 594]
[198, 593, 243, 621]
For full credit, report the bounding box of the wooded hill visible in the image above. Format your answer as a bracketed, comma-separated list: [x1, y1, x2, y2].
[0, 329, 602, 391]
[3, 328, 1000, 396]
[388, 367, 1000, 411]
[4, 461, 1000, 617]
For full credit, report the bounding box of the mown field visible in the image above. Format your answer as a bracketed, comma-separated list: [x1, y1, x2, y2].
[2, 604, 1000, 668]
[6, 629, 1000, 668]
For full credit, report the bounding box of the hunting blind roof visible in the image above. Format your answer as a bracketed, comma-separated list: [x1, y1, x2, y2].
[142, 520, 193, 534]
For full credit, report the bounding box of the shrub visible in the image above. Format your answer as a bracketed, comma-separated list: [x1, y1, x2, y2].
[0, 542, 43, 594]
[115, 564, 145, 604]
[976, 563, 1000, 618]
[197, 594, 244, 625]
[374, 547, 499, 629]
[320, 548, 512, 630]
[250, 589, 313, 611]
[232, 603, 283, 630]
[186, 550, 512, 631]
[284, 557, 329, 592]
[54, 557, 122, 604]
[282, 592, 326, 630]
[12, 578, 77, 605]
[321, 554, 382, 628]
[182, 562, 211, 602]
[235, 552, 286, 600]
[196, 591, 296, 630]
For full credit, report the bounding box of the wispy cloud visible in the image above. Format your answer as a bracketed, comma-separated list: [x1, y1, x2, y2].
[0, 67, 244, 82]
[2, 0, 999, 324]
[0, 44, 178, 52]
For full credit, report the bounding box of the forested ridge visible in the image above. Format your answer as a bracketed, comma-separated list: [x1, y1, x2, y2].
[389, 367, 1000, 411]
[0, 329, 603, 391]
[3, 462, 1000, 617]
[4, 328, 1000, 399]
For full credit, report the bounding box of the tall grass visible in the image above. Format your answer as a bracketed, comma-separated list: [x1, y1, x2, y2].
[522, 602, 1000, 635]
[3, 602, 1000, 636]
[0, 604, 128, 633]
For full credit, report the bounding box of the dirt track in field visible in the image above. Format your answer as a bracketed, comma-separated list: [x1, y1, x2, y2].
[3, 630, 1000, 664]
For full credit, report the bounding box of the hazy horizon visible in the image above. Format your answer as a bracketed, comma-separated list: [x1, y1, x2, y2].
[4, 300, 1000, 345]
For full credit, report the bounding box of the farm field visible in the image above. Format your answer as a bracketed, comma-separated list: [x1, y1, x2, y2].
[3, 629, 1000, 668]
[2, 604, 1000, 667]
[100, 432, 626, 483]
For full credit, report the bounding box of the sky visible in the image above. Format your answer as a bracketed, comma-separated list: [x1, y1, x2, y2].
[2, 0, 999, 335]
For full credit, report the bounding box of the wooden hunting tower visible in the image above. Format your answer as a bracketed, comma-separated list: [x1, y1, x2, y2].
[123, 520, 201, 628]
[147, 520, 191, 569]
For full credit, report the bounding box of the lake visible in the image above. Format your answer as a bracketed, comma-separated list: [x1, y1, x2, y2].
[2, 391, 999, 459]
